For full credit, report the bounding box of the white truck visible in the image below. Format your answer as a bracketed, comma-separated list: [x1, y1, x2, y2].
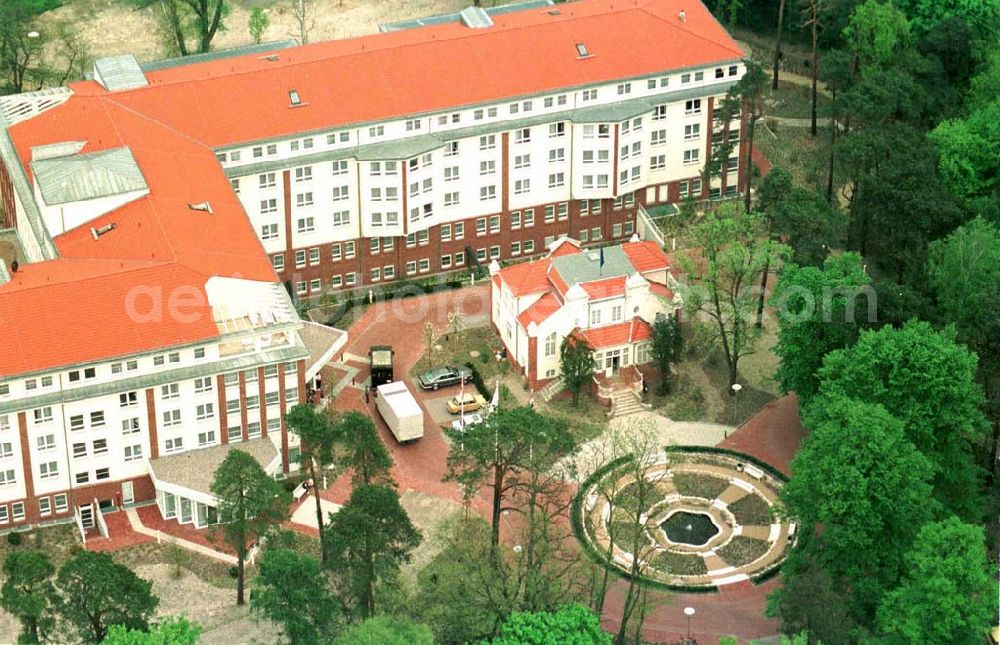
[375, 381, 424, 442]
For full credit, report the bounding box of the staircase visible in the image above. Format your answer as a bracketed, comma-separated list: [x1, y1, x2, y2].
[539, 377, 565, 402]
[609, 389, 646, 418]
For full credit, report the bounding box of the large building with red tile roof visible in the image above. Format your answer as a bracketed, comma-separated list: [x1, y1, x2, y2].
[0, 0, 742, 532]
[491, 236, 680, 390]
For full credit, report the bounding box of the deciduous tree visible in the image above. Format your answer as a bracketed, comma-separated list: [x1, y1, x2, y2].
[101, 616, 200, 644]
[842, 0, 911, 73]
[816, 320, 989, 520]
[323, 484, 421, 619]
[559, 334, 596, 406]
[251, 548, 339, 643]
[0, 550, 54, 643]
[783, 395, 937, 620]
[248, 7, 268, 44]
[333, 615, 434, 645]
[133, 0, 227, 56]
[650, 315, 682, 394]
[771, 253, 871, 404]
[876, 517, 998, 643]
[680, 204, 789, 387]
[211, 449, 291, 605]
[491, 604, 610, 645]
[51, 552, 158, 643]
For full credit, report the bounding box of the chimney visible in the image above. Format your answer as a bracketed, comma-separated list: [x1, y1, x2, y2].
[679, 9, 686, 22]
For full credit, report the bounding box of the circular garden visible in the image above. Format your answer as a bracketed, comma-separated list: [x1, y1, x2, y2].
[573, 448, 794, 591]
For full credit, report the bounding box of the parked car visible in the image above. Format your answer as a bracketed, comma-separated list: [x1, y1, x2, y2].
[446, 392, 488, 414]
[418, 365, 472, 390]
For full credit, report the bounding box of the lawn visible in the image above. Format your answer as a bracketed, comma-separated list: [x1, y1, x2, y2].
[763, 81, 833, 120]
[541, 395, 609, 445]
[672, 473, 731, 500]
[651, 550, 708, 576]
[728, 493, 773, 527]
[412, 326, 510, 387]
[754, 120, 847, 198]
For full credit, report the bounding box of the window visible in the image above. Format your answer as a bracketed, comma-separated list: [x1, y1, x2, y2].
[549, 122, 566, 138]
[480, 160, 496, 175]
[162, 410, 182, 427]
[198, 431, 216, 447]
[716, 67, 725, 79]
[524, 210, 535, 227]
[259, 172, 276, 189]
[510, 211, 521, 229]
[370, 267, 381, 282]
[70, 414, 84, 431]
[161, 383, 179, 400]
[405, 119, 422, 131]
[617, 82, 631, 95]
[168, 352, 180, 364]
[476, 218, 487, 236]
[729, 64, 739, 76]
[194, 347, 205, 360]
[683, 149, 700, 164]
[652, 129, 667, 146]
[582, 88, 597, 101]
[694, 71, 704, 82]
[514, 179, 530, 195]
[650, 155, 666, 171]
[685, 99, 702, 115]
[591, 227, 602, 241]
[124, 445, 143, 462]
[39, 461, 58, 480]
[54, 494, 67, 513]
[557, 202, 568, 219]
[444, 166, 459, 182]
[479, 135, 496, 150]
[296, 192, 314, 208]
[509, 102, 519, 115]
[514, 154, 530, 169]
[11, 502, 24, 520]
[226, 399, 241, 415]
[684, 123, 701, 140]
[196, 403, 214, 420]
[514, 128, 531, 144]
[259, 199, 277, 215]
[332, 211, 351, 227]
[544, 333, 557, 356]
[406, 261, 417, 276]
[332, 185, 350, 201]
[544, 205, 555, 223]
[590, 309, 602, 325]
[613, 223, 623, 238]
[369, 125, 385, 138]
[474, 108, 484, 120]
[445, 141, 458, 156]
[296, 216, 315, 234]
[681, 73, 691, 84]
[488, 215, 500, 234]
[455, 222, 465, 239]
[120, 392, 137, 407]
[480, 186, 496, 201]
[548, 172, 565, 188]
[0, 470, 15, 486]
[122, 418, 140, 434]
[726, 156, 739, 172]
[523, 100, 533, 112]
[332, 160, 348, 176]
[92, 438, 108, 455]
[418, 259, 430, 273]
[90, 411, 105, 427]
[164, 438, 183, 454]
[295, 250, 306, 268]
[34, 407, 52, 424]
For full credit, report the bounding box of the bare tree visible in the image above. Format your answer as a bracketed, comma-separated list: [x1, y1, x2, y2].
[800, 0, 826, 137]
[291, 0, 315, 45]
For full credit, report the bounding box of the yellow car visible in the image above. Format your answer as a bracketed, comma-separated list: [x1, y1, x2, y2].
[446, 392, 488, 414]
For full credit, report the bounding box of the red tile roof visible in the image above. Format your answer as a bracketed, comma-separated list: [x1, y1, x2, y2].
[574, 317, 653, 349]
[621, 240, 671, 273]
[548, 238, 583, 258]
[650, 282, 674, 299]
[581, 276, 627, 300]
[497, 259, 553, 297]
[517, 292, 562, 328]
[92, 0, 742, 147]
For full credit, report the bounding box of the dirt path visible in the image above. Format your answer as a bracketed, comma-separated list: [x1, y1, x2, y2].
[40, 0, 516, 64]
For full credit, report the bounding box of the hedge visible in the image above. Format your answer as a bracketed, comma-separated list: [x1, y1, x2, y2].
[463, 361, 494, 402]
[663, 445, 789, 482]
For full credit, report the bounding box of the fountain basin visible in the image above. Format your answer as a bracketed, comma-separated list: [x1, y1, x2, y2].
[660, 510, 720, 547]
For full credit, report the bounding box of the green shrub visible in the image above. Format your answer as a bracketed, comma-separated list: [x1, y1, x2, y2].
[228, 565, 239, 578]
[672, 473, 730, 499]
[7, 531, 23, 546]
[716, 536, 770, 566]
[727, 493, 773, 526]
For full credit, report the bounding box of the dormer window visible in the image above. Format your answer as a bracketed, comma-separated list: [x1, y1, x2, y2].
[289, 89, 302, 107]
[575, 43, 590, 58]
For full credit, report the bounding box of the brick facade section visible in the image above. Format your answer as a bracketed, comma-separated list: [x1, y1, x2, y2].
[216, 374, 229, 445]
[237, 371, 249, 442]
[0, 160, 16, 230]
[277, 366, 289, 473]
[257, 367, 268, 438]
[16, 412, 35, 517]
[144, 389, 159, 460]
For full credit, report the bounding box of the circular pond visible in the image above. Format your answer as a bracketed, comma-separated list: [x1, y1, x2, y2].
[661, 511, 719, 546]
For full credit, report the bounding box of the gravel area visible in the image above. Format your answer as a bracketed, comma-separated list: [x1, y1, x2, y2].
[40, 0, 518, 64]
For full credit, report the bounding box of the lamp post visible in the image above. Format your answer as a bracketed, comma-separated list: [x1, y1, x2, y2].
[683, 606, 696, 643]
[730, 383, 742, 433]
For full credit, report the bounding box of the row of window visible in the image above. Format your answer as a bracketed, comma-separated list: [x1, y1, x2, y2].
[0, 494, 68, 524]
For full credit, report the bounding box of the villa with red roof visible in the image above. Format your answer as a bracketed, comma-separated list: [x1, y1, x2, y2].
[491, 236, 681, 391]
[0, 0, 744, 533]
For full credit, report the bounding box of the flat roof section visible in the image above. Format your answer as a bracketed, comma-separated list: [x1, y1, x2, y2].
[149, 438, 280, 500]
